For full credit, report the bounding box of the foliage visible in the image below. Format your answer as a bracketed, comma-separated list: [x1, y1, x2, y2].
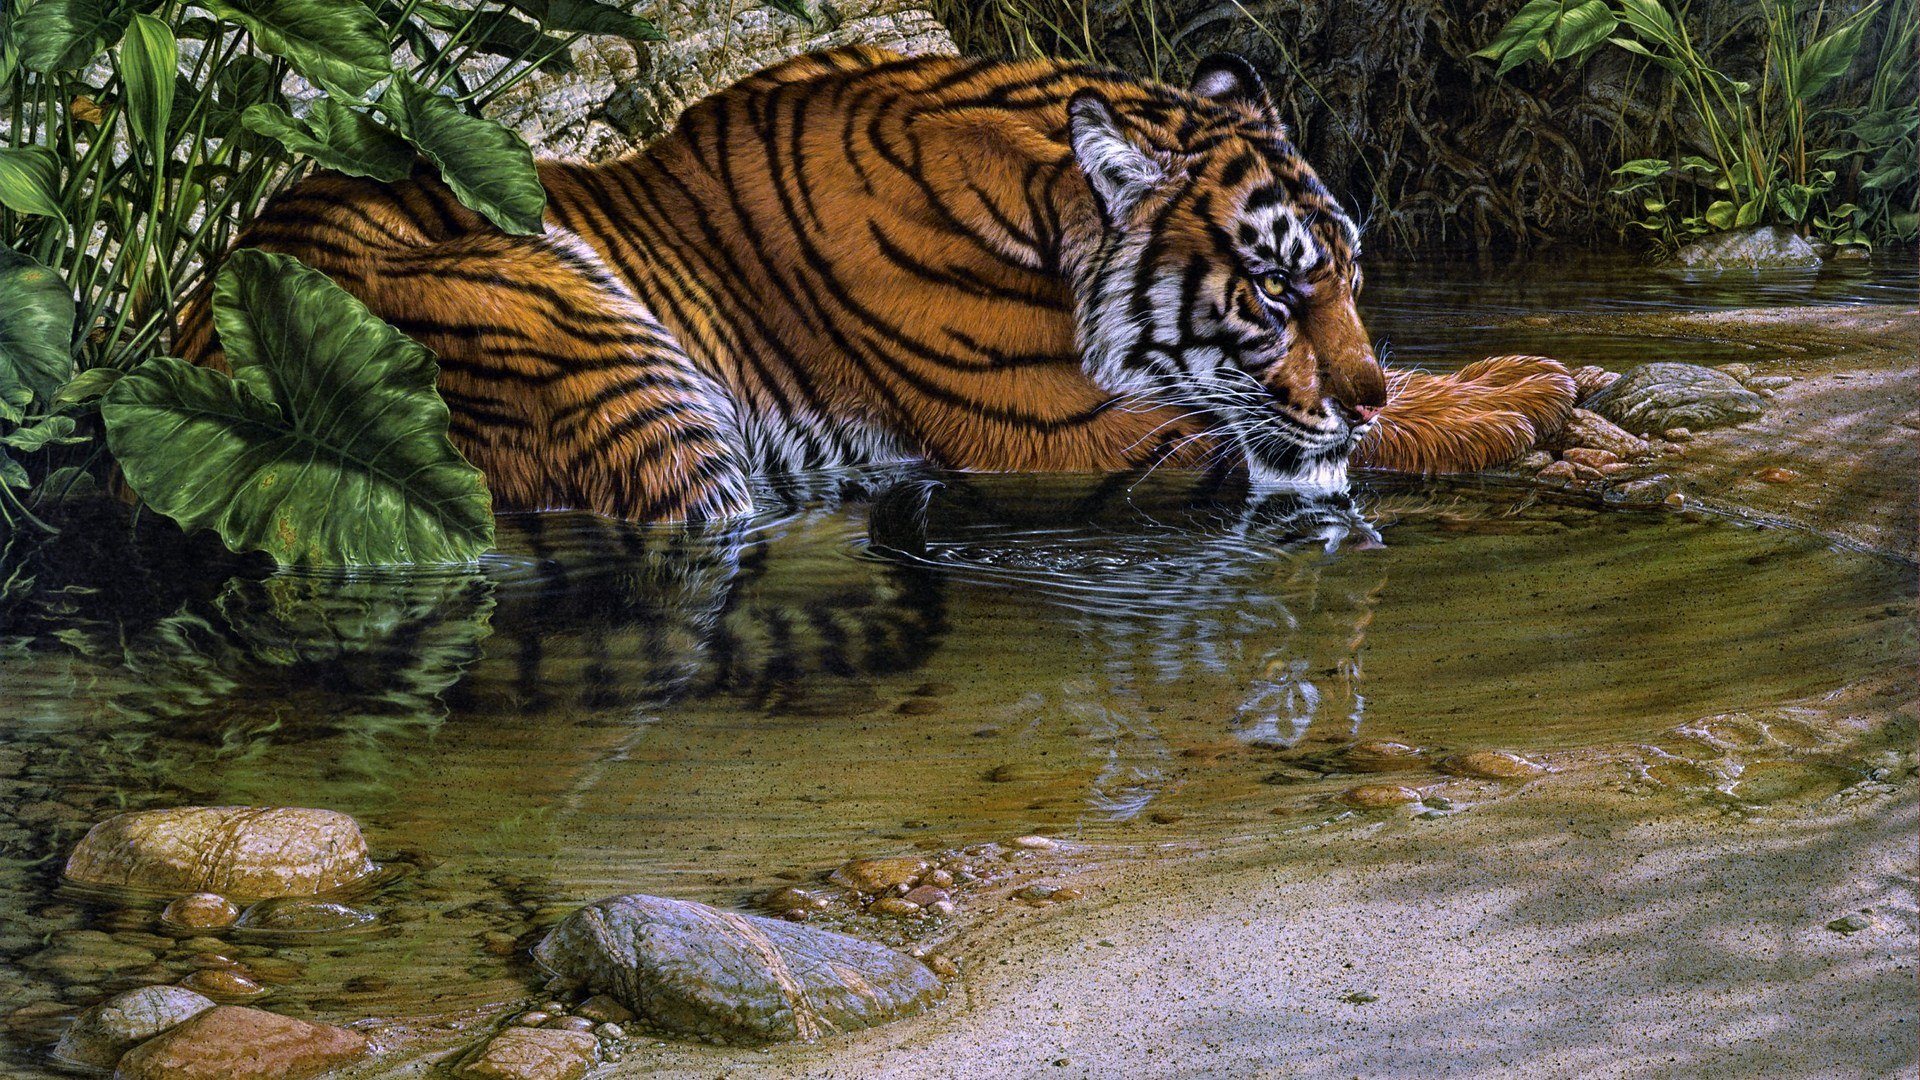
[0, 0, 666, 556]
[1476, 0, 1912, 251]
[101, 250, 494, 566]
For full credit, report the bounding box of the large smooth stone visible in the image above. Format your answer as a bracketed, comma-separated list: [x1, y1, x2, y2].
[54, 986, 216, 1069]
[1663, 225, 1821, 269]
[65, 807, 377, 899]
[533, 893, 945, 1044]
[454, 1027, 598, 1080]
[1583, 363, 1767, 434]
[113, 1006, 366, 1080]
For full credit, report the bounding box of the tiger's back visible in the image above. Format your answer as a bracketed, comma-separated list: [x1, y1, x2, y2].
[179, 47, 1573, 522]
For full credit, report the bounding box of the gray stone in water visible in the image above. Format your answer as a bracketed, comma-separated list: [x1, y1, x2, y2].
[52, 986, 216, 1069]
[1583, 363, 1767, 434]
[1664, 226, 1821, 270]
[533, 893, 945, 1044]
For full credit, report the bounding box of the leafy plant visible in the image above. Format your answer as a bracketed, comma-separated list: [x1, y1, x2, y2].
[101, 250, 494, 566]
[1476, 0, 1908, 251]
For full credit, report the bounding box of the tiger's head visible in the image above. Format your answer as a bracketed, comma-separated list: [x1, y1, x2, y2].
[1062, 55, 1385, 491]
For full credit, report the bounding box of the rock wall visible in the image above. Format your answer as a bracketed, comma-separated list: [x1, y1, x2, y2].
[486, 1, 953, 161]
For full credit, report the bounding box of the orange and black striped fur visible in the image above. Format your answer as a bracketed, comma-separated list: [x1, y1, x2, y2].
[177, 47, 1575, 522]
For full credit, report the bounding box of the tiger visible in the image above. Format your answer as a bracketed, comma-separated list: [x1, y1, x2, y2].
[176, 46, 1575, 523]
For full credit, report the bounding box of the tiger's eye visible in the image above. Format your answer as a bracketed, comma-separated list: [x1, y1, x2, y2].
[1256, 272, 1289, 300]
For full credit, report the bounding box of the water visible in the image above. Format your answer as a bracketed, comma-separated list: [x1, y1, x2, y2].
[0, 257, 1913, 1073]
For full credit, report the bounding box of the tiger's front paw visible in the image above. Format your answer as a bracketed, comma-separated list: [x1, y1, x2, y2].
[1356, 355, 1576, 474]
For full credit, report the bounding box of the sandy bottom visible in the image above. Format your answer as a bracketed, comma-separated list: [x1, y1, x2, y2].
[619, 304, 1918, 1080]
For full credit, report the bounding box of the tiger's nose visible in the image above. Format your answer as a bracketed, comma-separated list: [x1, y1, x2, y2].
[1352, 403, 1380, 423]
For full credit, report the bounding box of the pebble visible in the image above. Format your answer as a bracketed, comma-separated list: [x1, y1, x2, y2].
[1663, 427, 1693, 441]
[924, 953, 960, 978]
[543, 1015, 597, 1033]
[1665, 492, 1687, 508]
[1561, 447, 1619, 469]
[901, 885, 950, 907]
[1570, 365, 1620, 400]
[1755, 467, 1799, 483]
[1826, 913, 1872, 934]
[235, 897, 378, 934]
[161, 893, 240, 930]
[1009, 835, 1058, 850]
[869, 897, 921, 918]
[1014, 884, 1057, 902]
[178, 968, 268, 1000]
[514, 1012, 552, 1028]
[1516, 449, 1555, 472]
[1537, 460, 1579, 482]
[573, 994, 634, 1024]
[1337, 784, 1424, 808]
[1561, 408, 1651, 458]
[920, 867, 955, 888]
[593, 1022, 624, 1040]
[764, 886, 834, 914]
[1441, 750, 1548, 779]
[928, 900, 957, 917]
[1569, 463, 1607, 481]
[830, 857, 930, 894]
[1747, 375, 1793, 390]
[1050, 887, 1084, 902]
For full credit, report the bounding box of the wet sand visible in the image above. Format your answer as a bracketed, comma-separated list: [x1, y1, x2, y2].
[624, 302, 1918, 1079]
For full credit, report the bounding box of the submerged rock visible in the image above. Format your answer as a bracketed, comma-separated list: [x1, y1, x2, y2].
[66, 807, 378, 899]
[111, 1006, 367, 1080]
[53, 986, 216, 1069]
[1663, 226, 1821, 270]
[533, 893, 945, 1043]
[161, 893, 240, 931]
[234, 897, 378, 935]
[455, 1026, 598, 1080]
[1584, 363, 1767, 435]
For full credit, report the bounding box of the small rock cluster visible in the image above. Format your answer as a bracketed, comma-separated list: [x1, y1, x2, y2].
[1267, 739, 1553, 819]
[457, 995, 635, 1079]
[1514, 360, 1790, 502]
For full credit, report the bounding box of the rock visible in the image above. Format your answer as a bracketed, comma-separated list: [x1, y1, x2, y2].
[513, 1012, 551, 1028]
[1560, 409, 1650, 458]
[829, 857, 928, 894]
[573, 994, 633, 1024]
[920, 867, 954, 889]
[113, 1006, 367, 1080]
[1561, 447, 1619, 470]
[532, 893, 945, 1043]
[1339, 740, 1424, 771]
[1747, 375, 1794, 390]
[1755, 467, 1800, 484]
[1441, 750, 1548, 779]
[901, 885, 949, 907]
[177, 968, 268, 1001]
[65, 807, 378, 900]
[869, 897, 921, 918]
[1336, 784, 1424, 808]
[21, 931, 157, 983]
[1536, 460, 1579, 482]
[1663, 225, 1821, 269]
[1570, 365, 1620, 400]
[6, 1001, 77, 1042]
[1830, 244, 1871, 261]
[161, 894, 240, 931]
[763, 886, 834, 914]
[53, 987, 216, 1069]
[1714, 362, 1753, 381]
[484, 1, 955, 160]
[1826, 913, 1872, 934]
[923, 953, 959, 978]
[1009, 835, 1058, 849]
[1663, 427, 1693, 442]
[542, 1015, 596, 1033]
[1583, 363, 1767, 435]
[455, 1026, 598, 1080]
[1515, 449, 1555, 472]
[235, 897, 378, 934]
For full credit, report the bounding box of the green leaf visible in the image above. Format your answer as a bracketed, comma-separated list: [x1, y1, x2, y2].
[1614, 0, 1680, 45]
[53, 365, 125, 406]
[382, 78, 545, 234]
[14, 0, 138, 73]
[1549, 1, 1616, 60]
[0, 246, 78, 420]
[100, 250, 494, 566]
[117, 13, 177, 157]
[1, 415, 83, 451]
[1475, 0, 1564, 77]
[0, 448, 28, 490]
[0, 146, 65, 221]
[1733, 198, 1762, 227]
[1610, 157, 1670, 177]
[499, 0, 663, 40]
[203, 0, 393, 97]
[1607, 36, 1688, 77]
[1797, 12, 1873, 101]
[393, 2, 575, 75]
[1678, 155, 1718, 173]
[243, 100, 414, 181]
[1703, 199, 1736, 230]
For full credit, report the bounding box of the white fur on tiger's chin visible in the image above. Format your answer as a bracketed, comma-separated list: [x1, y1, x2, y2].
[1246, 453, 1350, 495]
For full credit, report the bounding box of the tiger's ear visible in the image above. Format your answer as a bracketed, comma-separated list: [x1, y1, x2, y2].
[1067, 89, 1166, 225]
[1190, 54, 1278, 124]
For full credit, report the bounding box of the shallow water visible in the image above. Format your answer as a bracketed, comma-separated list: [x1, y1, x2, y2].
[0, 257, 1913, 1073]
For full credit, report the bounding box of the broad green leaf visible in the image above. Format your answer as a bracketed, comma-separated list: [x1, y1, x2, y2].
[0, 449, 28, 490]
[1796, 12, 1873, 101]
[1549, 0, 1616, 61]
[1610, 157, 1670, 177]
[15, 0, 138, 73]
[53, 365, 125, 405]
[0, 246, 78, 420]
[117, 13, 177, 156]
[1703, 199, 1736, 230]
[1614, 0, 1680, 45]
[1733, 199, 1762, 227]
[100, 250, 493, 566]
[243, 100, 413, 181]
[203, 0, 392, 97]
[1678, 154, 1718, 173]
[1775, 185, 1812, 222]
[499, 0, 663, 41]
[382, 78, 545, 234]
[1473, 0, 1560, 59]
[0, 146, 65, 221]
[1, 415, 83, 451]
[1642, 196, 1667, 212]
